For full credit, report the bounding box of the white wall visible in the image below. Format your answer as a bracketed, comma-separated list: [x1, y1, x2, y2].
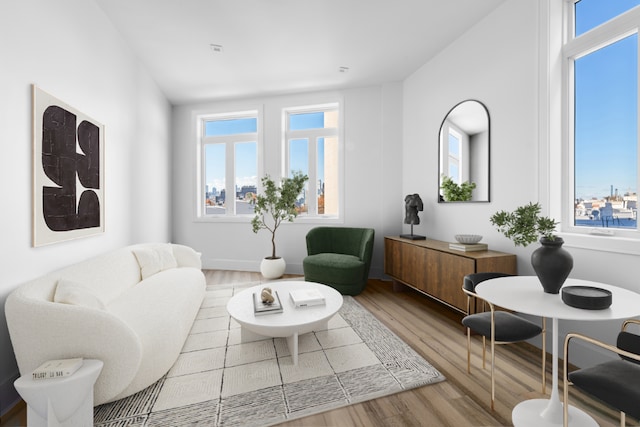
[0, 0, 171, 413]
[404, 0, 640, 368]
[171, 84, 403, 279]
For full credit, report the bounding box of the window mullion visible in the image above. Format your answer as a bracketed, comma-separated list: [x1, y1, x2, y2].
[308, 138, 318, 215]
[226, 141, 235, 216]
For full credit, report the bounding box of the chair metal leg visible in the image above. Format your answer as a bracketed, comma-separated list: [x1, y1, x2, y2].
[490, 307, 496, 411]
[482, 336, 486, 369]
[541, 317, 547, 394]
[467, 327, 472, 374]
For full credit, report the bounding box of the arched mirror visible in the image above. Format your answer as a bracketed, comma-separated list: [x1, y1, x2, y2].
[438, 100, 490, 202]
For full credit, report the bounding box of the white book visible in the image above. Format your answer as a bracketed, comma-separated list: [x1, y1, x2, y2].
[289, 288, 326, 307]
[32, 358, 83, 380]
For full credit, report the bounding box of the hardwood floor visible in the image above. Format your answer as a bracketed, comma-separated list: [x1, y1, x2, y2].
[1, 271, 628, 426]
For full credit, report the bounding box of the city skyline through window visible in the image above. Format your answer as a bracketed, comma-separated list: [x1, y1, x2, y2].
[572, 0, 639, 229]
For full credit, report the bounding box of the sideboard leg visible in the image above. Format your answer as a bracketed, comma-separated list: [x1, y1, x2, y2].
[392, 280, 406, 292]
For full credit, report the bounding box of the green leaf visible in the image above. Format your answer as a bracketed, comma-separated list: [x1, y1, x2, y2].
[489, 202, 558, 247]
[251, 171, 309, 258]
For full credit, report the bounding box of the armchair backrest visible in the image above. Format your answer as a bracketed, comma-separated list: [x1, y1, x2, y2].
[306, 227, 374, 259]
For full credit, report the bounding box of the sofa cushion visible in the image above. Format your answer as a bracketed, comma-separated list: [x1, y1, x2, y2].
[54, 279, 106, 310]
[132, 244, 178, 279]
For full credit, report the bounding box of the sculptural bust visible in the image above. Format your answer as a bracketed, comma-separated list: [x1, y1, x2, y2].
[401, 194, 426, 240]
[404, 193, 423, 225]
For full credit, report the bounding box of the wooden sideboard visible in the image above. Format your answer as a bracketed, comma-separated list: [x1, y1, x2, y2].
[384, 236, 517, 314]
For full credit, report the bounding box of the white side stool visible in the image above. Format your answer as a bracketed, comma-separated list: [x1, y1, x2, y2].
[14, 359, 103, 427]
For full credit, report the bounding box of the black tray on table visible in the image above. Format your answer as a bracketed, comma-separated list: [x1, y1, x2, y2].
[562, 286, 612, 310]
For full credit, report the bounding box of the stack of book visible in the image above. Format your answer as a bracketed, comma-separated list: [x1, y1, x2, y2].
[448, 242, 488, 252]
[253, 291, 283, 316]
[32, 358, 84, 380]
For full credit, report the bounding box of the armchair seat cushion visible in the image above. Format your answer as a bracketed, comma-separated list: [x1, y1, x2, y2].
[303, 253, 365, 286]
[569, 359, 640, 420]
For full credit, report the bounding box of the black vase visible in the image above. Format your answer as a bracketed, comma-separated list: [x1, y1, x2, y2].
[531, 237, 573, 294]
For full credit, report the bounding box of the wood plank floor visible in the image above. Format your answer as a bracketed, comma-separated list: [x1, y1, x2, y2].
[1, 271, 629, 427]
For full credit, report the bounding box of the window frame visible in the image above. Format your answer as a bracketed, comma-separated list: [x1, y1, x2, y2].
[282, 102, 344, 221]
[541, 0, 640, 255]
[195, 108, 262, 222]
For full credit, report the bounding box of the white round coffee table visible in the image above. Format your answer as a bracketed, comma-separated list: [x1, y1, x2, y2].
[226, 280, 343, 365]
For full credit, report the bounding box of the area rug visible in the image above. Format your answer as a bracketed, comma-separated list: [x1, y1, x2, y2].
[93, 282, 445, 426]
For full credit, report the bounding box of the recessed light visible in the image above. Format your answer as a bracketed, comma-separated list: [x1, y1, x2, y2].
[210, 44, 224, 53]
[338, 66, 349, 73]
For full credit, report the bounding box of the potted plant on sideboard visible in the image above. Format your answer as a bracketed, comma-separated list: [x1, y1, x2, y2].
[489, 202, 572, 294]
[251, 171, 309, 279]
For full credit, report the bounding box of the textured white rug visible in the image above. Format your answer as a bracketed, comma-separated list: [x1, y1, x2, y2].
[93, 282, 445, 426]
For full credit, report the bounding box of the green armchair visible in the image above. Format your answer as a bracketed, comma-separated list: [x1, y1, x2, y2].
[302, 227, 375, 295]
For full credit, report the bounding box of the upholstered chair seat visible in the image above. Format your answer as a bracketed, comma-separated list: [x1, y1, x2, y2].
[303, 227, 375, 296]
[564, 320, 640, 426]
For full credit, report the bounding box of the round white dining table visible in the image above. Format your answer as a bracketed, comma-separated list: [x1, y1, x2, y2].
[476, 275, 640, 427]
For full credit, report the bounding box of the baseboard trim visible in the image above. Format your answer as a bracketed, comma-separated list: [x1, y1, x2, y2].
[0, 372, 21, 419]
[0, 399, 25, 424]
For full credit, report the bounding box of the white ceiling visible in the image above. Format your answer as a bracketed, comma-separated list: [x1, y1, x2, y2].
[94, 0, 506, 105]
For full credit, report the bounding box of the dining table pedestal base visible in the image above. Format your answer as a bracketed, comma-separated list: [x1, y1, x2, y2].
[512, 398, 597, 427]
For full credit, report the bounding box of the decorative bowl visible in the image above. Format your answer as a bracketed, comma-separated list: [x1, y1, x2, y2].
[454, 234, 483, 244]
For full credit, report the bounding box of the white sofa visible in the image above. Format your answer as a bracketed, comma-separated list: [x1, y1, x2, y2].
[5, 243, 206, 405]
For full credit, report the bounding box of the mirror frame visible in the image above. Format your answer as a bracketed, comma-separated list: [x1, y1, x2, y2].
[438, 99, 490, 203]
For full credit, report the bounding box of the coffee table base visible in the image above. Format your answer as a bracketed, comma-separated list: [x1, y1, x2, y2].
[240, 320, 329, 365]
[512, 399, 598, 427]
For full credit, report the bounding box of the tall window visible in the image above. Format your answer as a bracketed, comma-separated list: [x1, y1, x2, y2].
[199, 111, 258, 217]
[284, 104, 340, 217]
[564, 1, 640, 235]
[447, 127, 463, 183]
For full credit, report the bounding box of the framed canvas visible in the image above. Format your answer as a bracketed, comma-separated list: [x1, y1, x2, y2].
[32, 85, 105, 246]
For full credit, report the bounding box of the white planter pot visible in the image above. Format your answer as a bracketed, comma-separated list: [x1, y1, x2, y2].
[260, 257, 286, 280]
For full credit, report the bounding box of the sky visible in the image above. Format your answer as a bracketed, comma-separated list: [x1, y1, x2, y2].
[205, 112, 326, 195]
[574, 0, 640, 200]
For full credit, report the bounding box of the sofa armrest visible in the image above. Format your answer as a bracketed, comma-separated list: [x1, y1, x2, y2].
[5, 288, 142, 405]
[171, 244, 202, 269]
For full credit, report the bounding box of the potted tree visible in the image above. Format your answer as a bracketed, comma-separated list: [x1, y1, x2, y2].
[251, 171, 309, 279]
[490, 202, 572, 294]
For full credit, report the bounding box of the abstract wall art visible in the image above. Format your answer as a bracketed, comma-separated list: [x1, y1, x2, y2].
[32, 85, 105, 246]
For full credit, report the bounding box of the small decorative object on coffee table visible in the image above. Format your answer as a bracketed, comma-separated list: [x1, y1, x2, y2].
[253, 287, 283, 316]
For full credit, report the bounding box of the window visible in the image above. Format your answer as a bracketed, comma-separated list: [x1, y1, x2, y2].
[284, 104, 340, 217]
[446, 127, 463, 184]
[562, 1, 640, 237]
[198, 111, 259, 217]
